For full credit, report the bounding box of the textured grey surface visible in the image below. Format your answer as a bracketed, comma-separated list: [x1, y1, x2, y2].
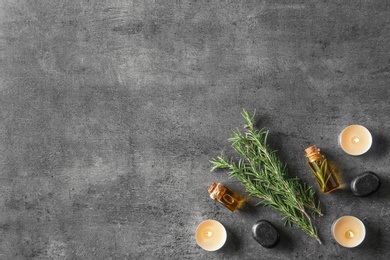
[1, 0, 390, 259]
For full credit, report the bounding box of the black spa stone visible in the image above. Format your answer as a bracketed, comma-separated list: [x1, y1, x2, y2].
[252, 220, 280, 248]
[350, 171, 381, 197]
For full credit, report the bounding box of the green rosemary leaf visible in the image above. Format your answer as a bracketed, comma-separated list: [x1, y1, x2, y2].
[321, 159, 332, 188]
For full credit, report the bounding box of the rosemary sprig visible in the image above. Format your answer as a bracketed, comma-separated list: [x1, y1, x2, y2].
[210, 109, 323, 244]
[309, 159, 332, 193]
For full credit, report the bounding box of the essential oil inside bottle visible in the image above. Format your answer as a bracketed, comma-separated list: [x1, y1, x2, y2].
[208, 182, 244, 212]
[305, 146, 341, 194]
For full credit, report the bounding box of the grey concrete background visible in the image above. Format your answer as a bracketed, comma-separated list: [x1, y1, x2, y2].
[0, 0, 389, 259]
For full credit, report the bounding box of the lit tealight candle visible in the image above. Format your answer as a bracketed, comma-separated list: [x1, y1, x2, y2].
[339, 125, 372, 156]
[196, 220, 227, 251]
[332, 216, 366, 248]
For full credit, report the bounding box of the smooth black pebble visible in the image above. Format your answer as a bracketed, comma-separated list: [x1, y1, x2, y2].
[350, 171, 381, 197]
[252, 220, 280, 248]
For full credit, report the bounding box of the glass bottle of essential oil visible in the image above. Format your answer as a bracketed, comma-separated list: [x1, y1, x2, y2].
[208, 182, 244, 212]
[305, 145, 341, 194]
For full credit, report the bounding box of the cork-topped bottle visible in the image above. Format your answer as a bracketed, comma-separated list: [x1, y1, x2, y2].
[208, 182, 244, 212]
[305, 146, 341, 194]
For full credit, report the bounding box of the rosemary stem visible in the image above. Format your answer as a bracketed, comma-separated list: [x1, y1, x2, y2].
[210, 109, 323, 244]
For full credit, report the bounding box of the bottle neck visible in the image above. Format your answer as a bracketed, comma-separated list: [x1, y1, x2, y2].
[208, 182, 223, 199]
[305, 145, 323, 162]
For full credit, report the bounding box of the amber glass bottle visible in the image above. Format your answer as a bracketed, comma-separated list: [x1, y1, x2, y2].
[305, 146, 341, 194]
[208, 182, 244, 212]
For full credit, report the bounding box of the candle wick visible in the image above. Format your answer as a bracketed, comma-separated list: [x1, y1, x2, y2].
[353, 137, 360, 143]
[345, 230, 355, 238]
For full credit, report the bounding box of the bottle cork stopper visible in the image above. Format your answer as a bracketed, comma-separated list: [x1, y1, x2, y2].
[208, 182, 222, 200]
[305, 145, 322, 162]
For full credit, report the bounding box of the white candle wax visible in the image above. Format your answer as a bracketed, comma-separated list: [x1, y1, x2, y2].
[196, 220, 227, 251]
[332, 216, 366, 248]
[339, 125, 372, 156]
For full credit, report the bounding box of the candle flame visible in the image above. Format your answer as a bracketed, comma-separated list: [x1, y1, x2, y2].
[352, 137, 360, 143]
[345, 230, 355, 239]
[204, 230, 213, 238]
